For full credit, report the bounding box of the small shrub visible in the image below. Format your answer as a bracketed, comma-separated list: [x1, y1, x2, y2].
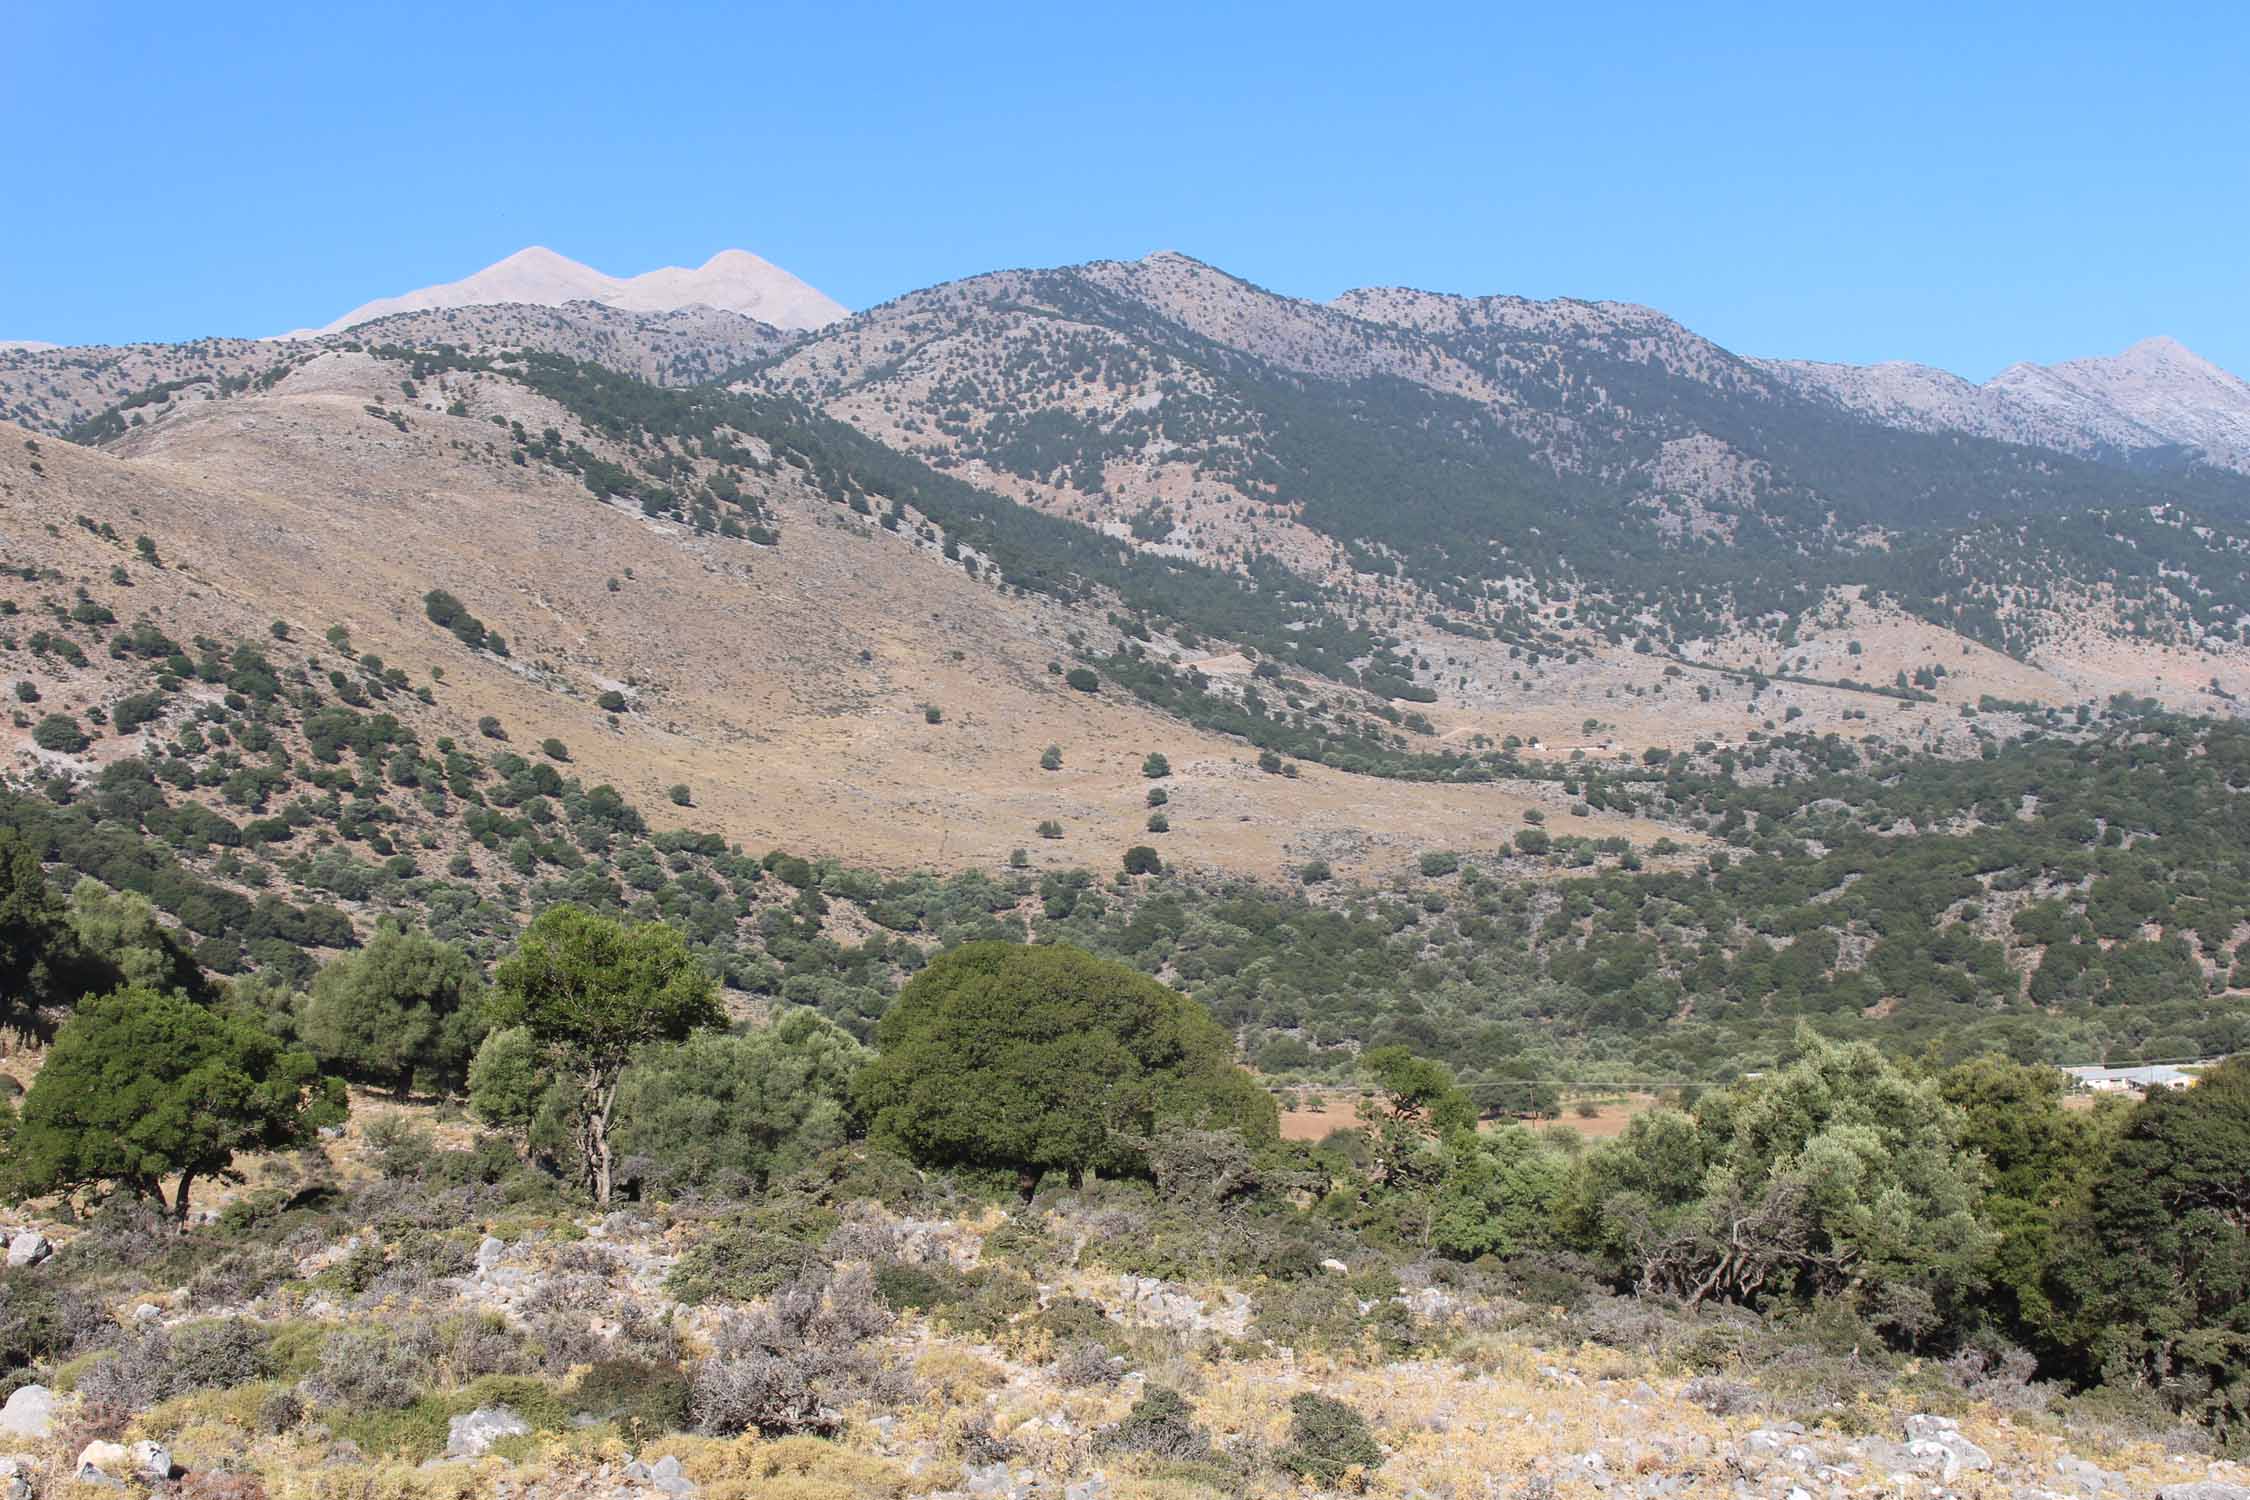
[689, 1351, 834, 1437]
[668, 784, 692, 806]
[540, 737, 570, 762]
[31, 714, 87, 752]
[305, 1327, 429, 1411]
[1065, 668, 1098, 693]
[1142, 752, 1170, 778]
[1278, 1391, 1384, 1483]
[1099, 1386, 1210, 1460]
[571, 1356, 691, 1437]
[1053, 1342, 1122, 1387]
[1040, 744, 1063, 771]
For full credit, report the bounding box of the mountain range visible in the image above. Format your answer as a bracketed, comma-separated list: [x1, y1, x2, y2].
[7, 235, 2250, 1096]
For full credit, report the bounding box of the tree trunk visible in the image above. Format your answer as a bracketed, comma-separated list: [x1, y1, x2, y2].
[1016, 1166, 1044, 1202]
[170, 1168, 197, 1230]
[586, 1069, 619, 1205]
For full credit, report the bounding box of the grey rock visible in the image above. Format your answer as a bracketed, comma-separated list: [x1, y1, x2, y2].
[445, 1404, 530, 1459]
[475, 1235, 506, 1279]
[130, 1440, 173, 1480]
[76, 1440, 128, 1486]
[2056, 1456, 2118, 1494]
[1904, 1414, 1992, 1483]
[4, 1234, 49, 1269]
[1066, 1474, 1108, 1500]
[0, 1455, 30, 1500]
[2157, 1486, 2250, 1500]
[0, 1386, 54, 1440]
[965, 1461, 1028, 1499]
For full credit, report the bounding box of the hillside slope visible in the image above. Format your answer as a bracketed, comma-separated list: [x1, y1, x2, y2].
[1, 352, 1663, 881]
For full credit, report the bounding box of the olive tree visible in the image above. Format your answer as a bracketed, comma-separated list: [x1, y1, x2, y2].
[298, 925, 486, 1097]
[484, 905, 723, 1202]
[5, 985, 344, 1223]
[853, 941, 1275, 1198]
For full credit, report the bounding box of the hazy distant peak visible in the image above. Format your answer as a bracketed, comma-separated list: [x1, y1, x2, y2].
[1767, 334, 2250, 473]
[279, 246, 848, 338]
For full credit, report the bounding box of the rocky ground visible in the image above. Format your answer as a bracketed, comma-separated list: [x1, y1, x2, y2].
[0, 1166, 2234, 1500]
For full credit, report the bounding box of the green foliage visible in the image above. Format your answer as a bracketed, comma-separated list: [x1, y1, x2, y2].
[2050, 1057, 2250, 1438]
[485, 905, 725, 1201]
[1569, 1033, 1993, 1341]
[298, 925, 486, 1097]
[854, 942, 1276, 1194]
[1065, 668, 1098, 693]
[31, 714, 86, 752]
[4, 984, 345, 1220]
[612, 1011, 866, 1197]
[1141, 753, 1170, 778]
[1276, 1391, 1383, 1483]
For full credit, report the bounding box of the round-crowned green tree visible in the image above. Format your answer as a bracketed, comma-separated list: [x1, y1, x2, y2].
[484, 905, 723, 1203]
[299, 925, 486, 1098]
[613, 1010, 867, 1197]
[853, 941, 1275, 1198]
[4, 984, 344, 1223]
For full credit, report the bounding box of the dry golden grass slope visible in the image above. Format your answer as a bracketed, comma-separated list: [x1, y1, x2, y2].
[0, 352, 1670, 882]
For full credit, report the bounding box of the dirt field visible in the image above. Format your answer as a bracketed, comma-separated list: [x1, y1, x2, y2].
[1276, 1090, 1662, 1141]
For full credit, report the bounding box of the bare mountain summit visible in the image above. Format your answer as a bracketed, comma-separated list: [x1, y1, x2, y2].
[281, 245, 847, 337]
[1764, 335, 2250, 473]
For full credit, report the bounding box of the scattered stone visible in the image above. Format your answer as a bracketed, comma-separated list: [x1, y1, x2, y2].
[0, 1456, 30, 1500]
[2157, 1486, 2250, 1500]
[0, 1386, 54, 1441]
[130, 1439, 174, 1480]
[623, 1452, 696, 1496]
[4, 1234, 50, 1269]
[76, 1440, 129, 1486]
[2057, 1455, 2120, 1494]
[475, 1236, 506, 1279]
[1904, 1414, 1992, 1482]
[1114, 1274, 1251, 1337]
[1320, 1258, 1349, 1275]
[445, 1405, 529, 1459]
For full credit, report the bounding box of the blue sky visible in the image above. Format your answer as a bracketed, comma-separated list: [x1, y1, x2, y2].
[5, 2, 2244, 379]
